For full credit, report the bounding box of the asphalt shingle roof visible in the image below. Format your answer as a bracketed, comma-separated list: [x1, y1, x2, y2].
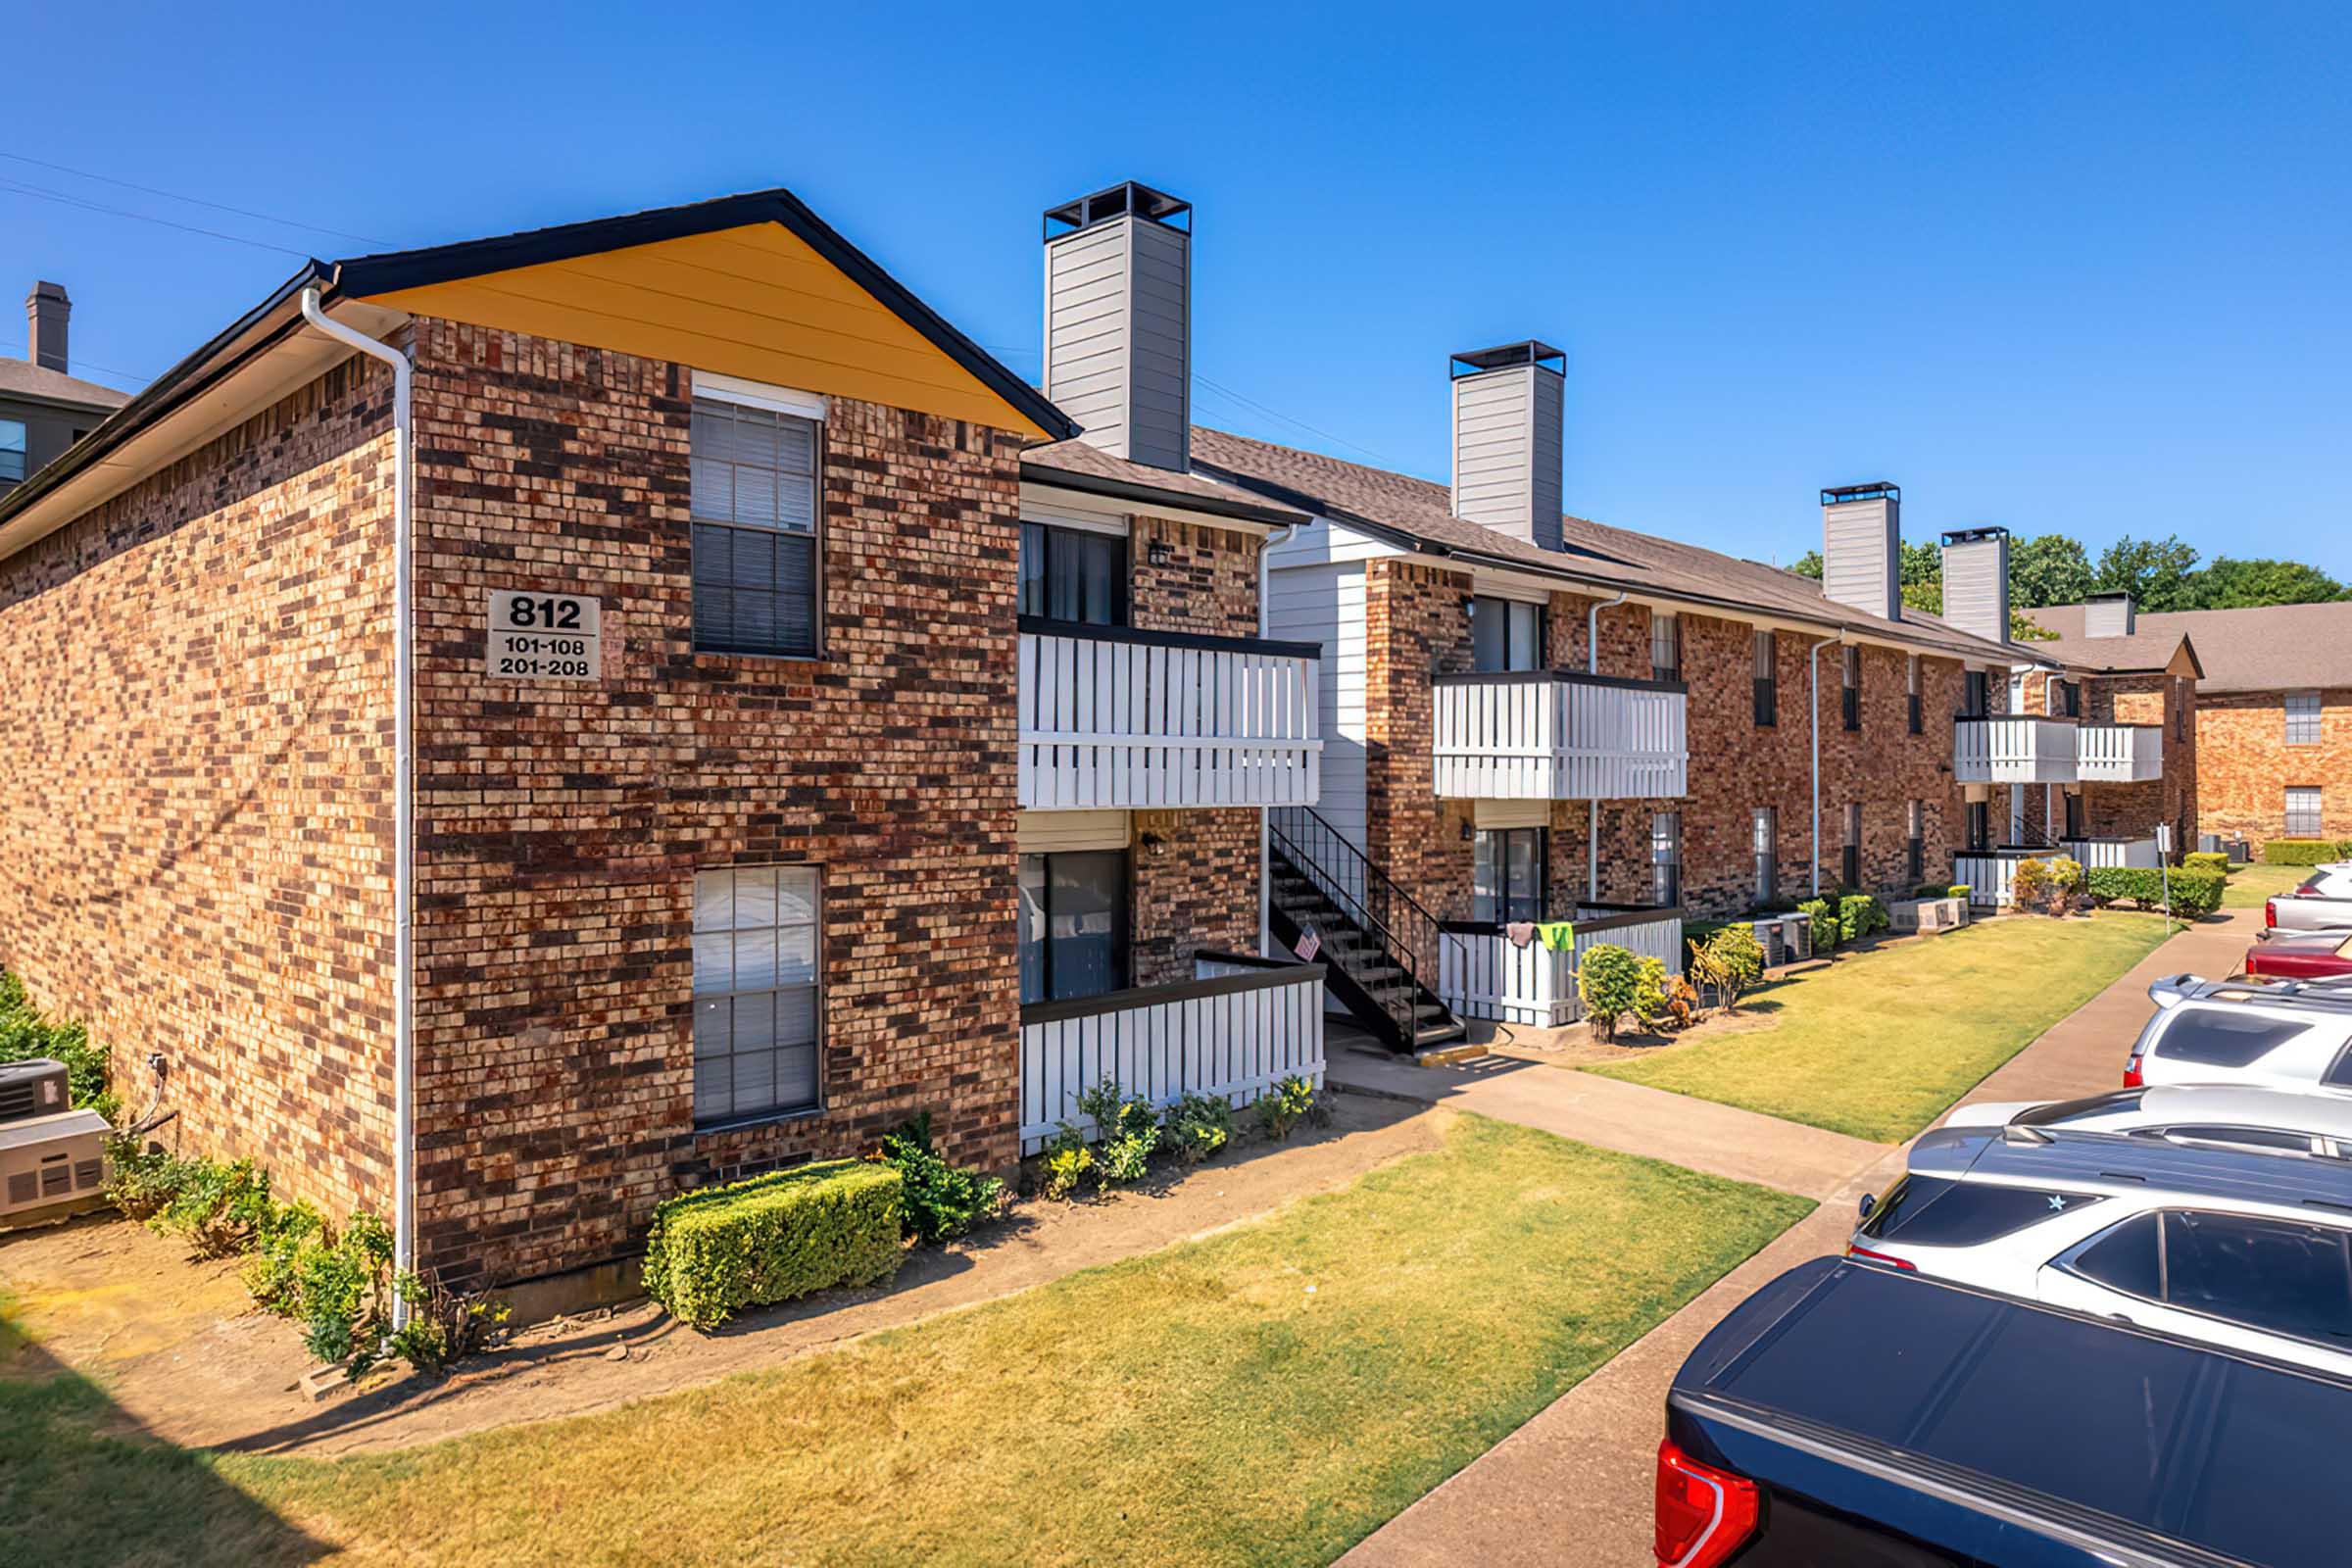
[0, 359, 129, 412]
[2026, 601, 2352, 693]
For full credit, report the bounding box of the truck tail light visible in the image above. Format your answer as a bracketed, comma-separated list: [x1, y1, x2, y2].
[2124, 1054, 2144, 1088]
[2267, 899, 2278, 930]
[1655, 1438, 1760, 1568]
[1844, 1244, 1916, 1270]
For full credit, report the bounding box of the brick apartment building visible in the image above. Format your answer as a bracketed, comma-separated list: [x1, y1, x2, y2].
[0, 184, 1328, 1292]
[2031, 598, 2352, 849]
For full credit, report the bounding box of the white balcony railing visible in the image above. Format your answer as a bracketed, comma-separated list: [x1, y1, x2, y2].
[1436, 906, 1685, 1028]
[1017, 620, 1320, 810]
[1953, 716, 2081, 785]
[2075, 724, 2164, 783]
[1431, 672, 1688, 801]
[1017, 955, 1326, 1153]
[2062, 835, 2163, 869]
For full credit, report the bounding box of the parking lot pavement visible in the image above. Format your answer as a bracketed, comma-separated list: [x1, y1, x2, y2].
[1339, 905, 2263, 1568]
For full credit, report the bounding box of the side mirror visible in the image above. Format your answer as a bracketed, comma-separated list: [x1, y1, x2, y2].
[1857, 1193, 1877, 1221]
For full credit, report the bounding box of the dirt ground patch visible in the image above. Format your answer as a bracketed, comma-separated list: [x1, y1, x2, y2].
[0, 1090, 1444, 1458]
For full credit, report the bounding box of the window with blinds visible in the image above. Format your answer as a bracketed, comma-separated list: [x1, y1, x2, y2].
[2287, 692, 2323, 746]
[693, 865, 821, 1126]
[691, 396, 820, 657]
[2286, 787, 2325, 838]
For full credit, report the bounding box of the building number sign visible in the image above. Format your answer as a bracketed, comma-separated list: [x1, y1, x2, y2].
[485, 590, 602, 682]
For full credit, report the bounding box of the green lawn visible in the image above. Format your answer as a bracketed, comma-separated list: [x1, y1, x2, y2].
[2224, 861, 2308, 909]
[3, 1115, 1809, 1568]
[1587, 913, 2174, 1142]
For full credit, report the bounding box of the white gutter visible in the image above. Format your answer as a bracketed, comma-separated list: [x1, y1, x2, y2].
[300, 288, 415, 1324]
[1809, 632, 1843, 897]
[1259, 519, 1300, 956]
[1587, 590, 1628, 904]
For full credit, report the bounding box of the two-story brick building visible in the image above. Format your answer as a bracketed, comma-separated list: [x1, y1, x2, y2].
[0, 184, 1327, 1295]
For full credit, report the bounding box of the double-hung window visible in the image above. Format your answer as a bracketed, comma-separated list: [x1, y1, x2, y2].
[1018, 851, 1130, 1003]
[1473, 827, 1546, 923]
[2287, 788, 2325, 839]
[1841, 646, 1862, 732]
[693, 866, 821, 1126]
[1650, 612, 1681, 683]
[1752, 808, 1779, 903]
[1906, 655, 1923, 735]
[691, 391, 821, 657]
[2060, 680, 2082, 719]
[1650, 811, 1682, 907]
[1967, 799, 1992, 852]
[1906, 801, 1926, 886]
[1753, 631, 1778, 726]
[0, 419, 24, 486]
[1471, 596, 1544, 672]
[2064, 789, 2086, 841]
[2287, 692, 2323, 747]
[1964, 668, 1990, 718]
[1841, 802, 1863, 890]
[1019, 522, 1127, 626]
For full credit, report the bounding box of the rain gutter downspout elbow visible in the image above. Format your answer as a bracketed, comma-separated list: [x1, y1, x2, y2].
[1587, 590, 1628, 905]
[300, 286, 415, 1325]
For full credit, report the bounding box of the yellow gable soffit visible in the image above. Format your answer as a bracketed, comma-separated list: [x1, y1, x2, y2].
[356, 222, 1055, 439]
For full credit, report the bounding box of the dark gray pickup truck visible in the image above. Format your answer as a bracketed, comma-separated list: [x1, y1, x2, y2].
[1659, 1257, 2352, 1566]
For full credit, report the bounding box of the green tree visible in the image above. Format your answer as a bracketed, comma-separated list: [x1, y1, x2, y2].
[2093, 534, 2202, 612]
[2190, 556, 2348, 609]
[2008, 533, 2093, 609]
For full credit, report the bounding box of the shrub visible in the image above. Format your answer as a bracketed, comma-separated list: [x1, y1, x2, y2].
[1912, 883, 1951, 900]
[1838, 894, 1891, 943]
[2183, 851, 2230, 875]
[2264, 839, 2352, 866]
[1075, 1080, 1160, 1190]
[877, 1112, 1004, 1244]
[642, 1159, 905, 1329]
[1576, 942, 1648, 1041]
[1688, 925, 1765, 1014]
[1255, 1074, 1317, 1141]
[1947, 884, 1972, 902]
[1161, 1093, 1234, 1165]
[2083, 865, 2226, 919]
[1795, 899, 1840, 956]
[1040, 1132, 1093, 1200]
[0, 968, 116, 1122]
[2011, 858, 2082, 917]
[153, 1155, 278, 1258]
[1627, 955, 1677, 1028]
[104, 1138, 190, 1220]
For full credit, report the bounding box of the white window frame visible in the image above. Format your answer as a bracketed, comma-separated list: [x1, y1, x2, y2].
[2286, 691, 2323, 747]
[693, 865, 823, 1128]
[692, 368, 828, 422]
[2286, 787, 2325, 839]
[1650, 611, 1680, 681]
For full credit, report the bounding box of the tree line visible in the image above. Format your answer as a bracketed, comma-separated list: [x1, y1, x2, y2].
[1791, 532, 2346, 637]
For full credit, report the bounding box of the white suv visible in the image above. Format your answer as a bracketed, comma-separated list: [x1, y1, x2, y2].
[2124, 975, 2352, 1091]
[1850, 1123, 2352, 1378]
[1945, 1082, 2352, 1156]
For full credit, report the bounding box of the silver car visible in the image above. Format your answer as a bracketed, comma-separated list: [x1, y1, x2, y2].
[1944, 1082, 2352, 1156]
[2266, 862, 2352, 933]
[2126, 974, 2352, 1091]
[1850, 1124, 2352, 1379]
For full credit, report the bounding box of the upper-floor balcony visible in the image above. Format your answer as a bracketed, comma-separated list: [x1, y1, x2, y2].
[1953, 715, 2163, 785]
[1431, 670, 1688, 802]
[1017, 617, 1321, 810]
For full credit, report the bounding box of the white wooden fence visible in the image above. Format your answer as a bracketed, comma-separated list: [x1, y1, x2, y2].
[1953, 853, 2023, 909]
[2063, 835, 2162, 869]
[1431, 674, 1688, 801]
[2075, 725, 2164, 782]
[1959, 837, 2165, 909]
[1953, 717, 2080, 785]
[1018, 626, 1321, 810]
[1437, 909, 1686, 1028]
[1017, 957, 1326, 1153]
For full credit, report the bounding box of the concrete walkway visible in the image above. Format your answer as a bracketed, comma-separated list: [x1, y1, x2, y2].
[1339, 904, 2264, 1568]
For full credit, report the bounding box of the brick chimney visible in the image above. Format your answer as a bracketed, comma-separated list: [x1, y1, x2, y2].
[1940, 526, 2012, 646]
[1819, 483, 1902, 621]
[1042, 181, 1193, 471]
[2084, 591, 2135, 637]
[1449, 341, 1566, 550]
[26, 281, 70, 373]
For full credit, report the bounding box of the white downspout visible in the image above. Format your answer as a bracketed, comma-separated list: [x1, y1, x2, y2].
[1808, 632, 1842, 896]
[1259, 520, 1299, 956]
[1586, 590, 1628, 904]
[302, 287, 415, 1325]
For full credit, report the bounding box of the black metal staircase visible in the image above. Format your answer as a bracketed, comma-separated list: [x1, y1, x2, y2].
[1267, 806, 1466, 1053]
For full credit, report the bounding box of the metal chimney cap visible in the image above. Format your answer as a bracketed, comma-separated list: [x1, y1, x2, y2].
[1821, 481, 1900, 506]
[1449, 341, 1566, 379]
[1043, 181, 1192, 240]
[1940, 525, 2011, 546]
[2087, 590, 2133, 604]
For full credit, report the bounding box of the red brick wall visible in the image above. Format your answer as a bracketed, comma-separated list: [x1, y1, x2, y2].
[2198, 689, 2352, 844]
[1364, 560, 1476, 919]
[0, 356, 399, 1224]
[2076, 671, 2199, 852]
[1128, 514, 1259, 638]
[405, 319, 1028, 1287]
[1131, 808, 1261, 985]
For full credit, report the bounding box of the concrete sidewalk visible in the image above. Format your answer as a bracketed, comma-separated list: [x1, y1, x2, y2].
[1340, 905, 2263, 1568]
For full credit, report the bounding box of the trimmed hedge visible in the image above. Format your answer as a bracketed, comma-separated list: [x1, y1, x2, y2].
[1838, 893, 1890, 942]
[2084, 865, 2226, 918]
[2265, 839, 2352, 866]
[644, 1159, 905, 1328]
[2182, 851, 2230, 875]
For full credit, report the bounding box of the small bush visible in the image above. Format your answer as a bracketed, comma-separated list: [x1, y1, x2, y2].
[642, 1159, 905, 1329]
[2183, 851, 2230, 875]
[2083, 865, 2226, 919]
[153, 1155, 278, 1258]
[1627, 955, 1678, 1028]
[1576, 942, 1649, 1041]
[1795, 899, 1840, 956]
[1688, 925, 1765, 1014]
[2264, 839, 2352, 866]
[1075, 1080, 1160, 1190]
[1838, 894, 1891, 943]
[1040, 1132, 1093, 1200]
[2011, 858, 2082, 917]
[104, 1138, 189, 1220]
[877, 1112, 1004, 1244]
[1161, 1093, 1234, 1165]
[1256, 1075, 1317, 1141]
[1912, 884, 1951, 900]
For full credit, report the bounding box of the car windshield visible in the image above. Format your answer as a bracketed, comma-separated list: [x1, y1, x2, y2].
[2015, 1090, 2146, 1128]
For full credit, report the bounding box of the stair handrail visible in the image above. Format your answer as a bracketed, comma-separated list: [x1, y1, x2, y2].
[1268, 806, 1468, 1041]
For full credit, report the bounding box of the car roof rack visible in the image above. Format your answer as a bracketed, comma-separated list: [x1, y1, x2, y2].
[1913, 1124, 2352, 1211]
[2148, 973, 2352, 1016]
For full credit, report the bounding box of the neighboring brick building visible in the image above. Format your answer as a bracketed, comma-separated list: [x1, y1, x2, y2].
[0, 184, 1328, 1293]
[2031, 598, 2352, 850]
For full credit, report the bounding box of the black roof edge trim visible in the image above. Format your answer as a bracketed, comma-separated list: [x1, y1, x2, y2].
[329, 189, 1078, 443]
[1017, 615, 1321, 662]
[1018, 461, 1308, 529]
[0, 260, 329, 539]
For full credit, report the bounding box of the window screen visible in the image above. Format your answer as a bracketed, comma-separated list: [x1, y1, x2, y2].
[1650, 811, 1682, 907]
[2287, 693, 2322, 747]
[2153, 1007, 2308, 1068]
[693, 865, 820, 1124]
[1019, 522, 1127, 625]
[691, 398, 820, 656]
[1752, 631, 1777, 725]
[1471, 597, 1543, 672]
[1650, 612, 1680, 681]
[2286, 787, 2325, 838]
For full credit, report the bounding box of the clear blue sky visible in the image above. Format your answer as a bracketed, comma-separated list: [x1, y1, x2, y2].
[11, 2, 2347, 574]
